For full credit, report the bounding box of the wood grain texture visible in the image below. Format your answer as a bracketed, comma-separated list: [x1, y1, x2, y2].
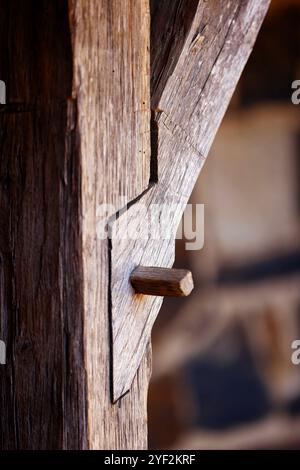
[130, 266, 194, 297]
[0, 0, 151, 450]
[0, 1, 86, 449]
[0, 104, 87, 449]
[0, 0, 270, 450]
[69, 0, 151, 449]
[111, 0, 271, 402]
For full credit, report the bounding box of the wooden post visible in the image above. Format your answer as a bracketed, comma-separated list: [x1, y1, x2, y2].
[0, 0, 270, 450]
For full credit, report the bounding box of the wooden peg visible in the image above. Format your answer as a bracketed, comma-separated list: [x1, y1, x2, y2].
[130, 266, 194, 297]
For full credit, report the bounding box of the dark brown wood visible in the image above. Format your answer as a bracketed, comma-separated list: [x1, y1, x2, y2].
[0, 0, 86, 450]
[130, 266, 194, 297]
[0, 0, 151, 450]
[111, 0, 271, 403]
[0, 0, 270, 450]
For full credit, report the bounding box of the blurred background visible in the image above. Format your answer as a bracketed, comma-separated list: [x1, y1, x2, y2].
[148, 0, 300, 449]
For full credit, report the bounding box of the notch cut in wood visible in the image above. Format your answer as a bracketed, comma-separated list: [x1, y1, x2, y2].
[130, 266, 194, 297]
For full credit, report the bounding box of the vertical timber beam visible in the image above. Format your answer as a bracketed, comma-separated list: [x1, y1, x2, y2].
[0, 0, 86, 449]
[69, 0, 152, 449]
[0, 0, 270, 450]
[0, 0, 151, 449]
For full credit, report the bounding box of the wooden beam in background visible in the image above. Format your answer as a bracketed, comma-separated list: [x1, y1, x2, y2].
[0, 0, 270, 449]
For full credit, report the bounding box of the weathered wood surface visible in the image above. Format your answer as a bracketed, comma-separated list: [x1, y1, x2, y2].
[111, 0, 271, 402]
[0, 0, 270, 450]
[0, 0, 86, 449]
[69, 0, 152, 449]
[0, 0, 151, 449]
